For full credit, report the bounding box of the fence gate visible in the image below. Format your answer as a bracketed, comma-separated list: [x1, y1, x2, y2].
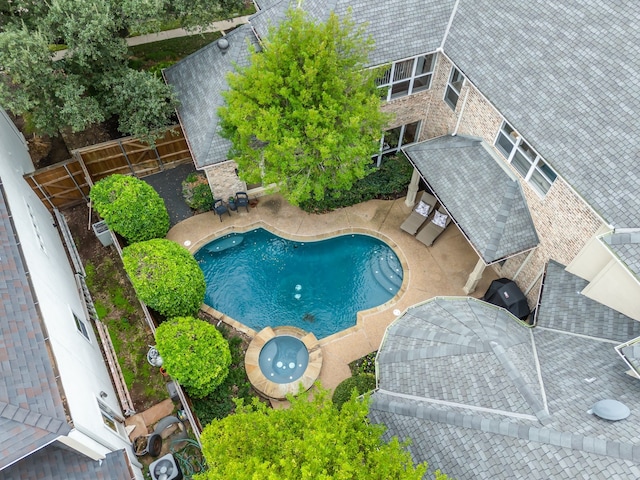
[26, 126, 193, 211]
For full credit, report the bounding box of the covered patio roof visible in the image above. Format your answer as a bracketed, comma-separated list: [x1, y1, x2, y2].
[403, 135, 538, 265]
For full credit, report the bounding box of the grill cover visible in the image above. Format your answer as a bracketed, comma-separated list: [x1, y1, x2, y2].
[482, 278, 531, 320]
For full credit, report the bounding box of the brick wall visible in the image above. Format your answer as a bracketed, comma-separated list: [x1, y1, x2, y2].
[381, 52, 605, 303]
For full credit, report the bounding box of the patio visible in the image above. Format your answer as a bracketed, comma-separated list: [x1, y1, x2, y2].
[166, 193, 498, 391]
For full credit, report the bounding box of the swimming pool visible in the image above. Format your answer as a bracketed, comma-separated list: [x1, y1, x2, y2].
[195, 228, 403, 339]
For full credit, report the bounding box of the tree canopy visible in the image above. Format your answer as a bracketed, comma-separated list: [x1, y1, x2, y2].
[155, 316, 231, 398]
[122, 239, 206, 318]
[0, 0, 244, 140]
[195, 388, 434, 480]
[219, 8, 389, 206]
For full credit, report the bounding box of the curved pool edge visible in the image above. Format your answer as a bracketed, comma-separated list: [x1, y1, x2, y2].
[245, 326, 322, 399]
[195, 221, 410, 345]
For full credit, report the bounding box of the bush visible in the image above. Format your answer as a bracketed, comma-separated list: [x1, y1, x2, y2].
[332, 373, 376, 410]
[192, 334, 256, 426]
[299, 154, 414, 213]
[182, 173, 213, 211]
[90, 174, 170, 243]
[155, 316, 232, 398]
[122, 239, 205, 317]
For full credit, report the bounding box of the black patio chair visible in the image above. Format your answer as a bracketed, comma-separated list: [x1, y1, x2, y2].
[236, 192, 250, 212]
[213, 199, 231, 222]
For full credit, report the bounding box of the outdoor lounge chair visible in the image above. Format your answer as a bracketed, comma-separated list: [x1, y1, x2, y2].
[213, 199, 231, 222]
[400, 192, 437, 235]
[235, 192, 250, 212]
[415, 205, 452, 246]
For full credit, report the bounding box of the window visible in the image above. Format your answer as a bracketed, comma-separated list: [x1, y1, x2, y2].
[444, 66, 464, 110]
[74, 312, 90, 340]
[98, 400, 124, 435]
[373, 121, 421, 166]
[26, 202, 46, 253]
[376, 54, 435, 101]
[494, 121, 558, 195]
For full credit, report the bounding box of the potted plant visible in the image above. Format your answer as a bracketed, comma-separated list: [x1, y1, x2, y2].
[228, 195, 237, 210]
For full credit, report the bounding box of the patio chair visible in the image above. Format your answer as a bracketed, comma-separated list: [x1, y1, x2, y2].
[415, 206, 452, 246]
[213, 199, 231, 222]
[400, 192, 437, 235]
[235, 192, 250, 212]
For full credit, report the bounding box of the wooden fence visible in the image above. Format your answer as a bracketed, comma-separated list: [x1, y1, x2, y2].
[26, 126, 192, 211]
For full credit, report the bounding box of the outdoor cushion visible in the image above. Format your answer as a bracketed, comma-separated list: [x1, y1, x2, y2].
[432, 211, 448, 228]
[415, 201, 431, 217]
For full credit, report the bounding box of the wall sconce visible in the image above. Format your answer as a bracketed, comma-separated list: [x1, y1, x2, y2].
[100, 391, 108, 399]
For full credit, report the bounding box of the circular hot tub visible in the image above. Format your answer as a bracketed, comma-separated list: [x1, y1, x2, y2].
[259, 336, 309, 384]
[245, 326, 322, 399]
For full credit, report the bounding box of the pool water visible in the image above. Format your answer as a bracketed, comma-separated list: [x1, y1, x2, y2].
[195, 228, 403, 339]
[258, 336, 309, 384]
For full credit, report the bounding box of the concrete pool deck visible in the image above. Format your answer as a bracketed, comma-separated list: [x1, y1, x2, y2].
[167, 193, 498, 393]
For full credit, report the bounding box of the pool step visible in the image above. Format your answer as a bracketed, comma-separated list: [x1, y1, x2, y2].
[371, 252, 403, 293]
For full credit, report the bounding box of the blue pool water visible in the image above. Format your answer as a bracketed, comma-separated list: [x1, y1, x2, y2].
[258, 336, 309, 384]
[195, 228, 403, 339]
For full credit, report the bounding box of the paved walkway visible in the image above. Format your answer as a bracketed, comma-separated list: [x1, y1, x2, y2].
[167, 193, 498, 392]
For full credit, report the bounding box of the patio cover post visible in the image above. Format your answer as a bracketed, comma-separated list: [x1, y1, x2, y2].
[463, 257, 486, 295]
[405, 167, 421, 207]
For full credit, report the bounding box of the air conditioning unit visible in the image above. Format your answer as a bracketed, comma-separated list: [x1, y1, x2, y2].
[92, 220, 113, 247]
[149, 453, 183, 480]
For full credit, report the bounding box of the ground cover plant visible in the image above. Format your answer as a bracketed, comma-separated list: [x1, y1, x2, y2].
[83, 257, 166, 411]
[122, 238, 206, 318]
[191, 324, 258, 427]
[299, 154, 413, 213]
[155, 316, 232, 398]
[90, 174, 170, 243]
[182, 172, 214, 212]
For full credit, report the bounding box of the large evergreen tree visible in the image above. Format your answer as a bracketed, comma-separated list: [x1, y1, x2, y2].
[0, 0, 244, 141]
[219, 8, 389, 205]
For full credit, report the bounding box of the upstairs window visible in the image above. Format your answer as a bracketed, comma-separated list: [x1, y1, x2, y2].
[494, 121, 558, 195]
[74, 312, 90, 340]
[376, 54, 435, 101]
[373, 121, 421, 167]
[26, 202, 46, 253]
[444, 66, 464, 110]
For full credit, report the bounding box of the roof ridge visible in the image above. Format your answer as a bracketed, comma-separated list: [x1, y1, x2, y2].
[0, 401, 69, 435]
[371, 391, 639, 463]
[482, 178, 518, 261]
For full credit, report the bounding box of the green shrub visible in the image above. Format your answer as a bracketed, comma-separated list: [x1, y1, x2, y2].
[332, 373, 376, 410]
[299, 154, 414, 213]
[182, 173, 213, 211]
[349, 351, 377, 376]
[155, 316, 232, 398]
[192, 334, 255, 426]
[122, 239, 205, 318]
[90, 174, 170, 244]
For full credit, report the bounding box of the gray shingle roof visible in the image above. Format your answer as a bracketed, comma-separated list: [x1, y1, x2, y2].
[1, 443, 133, 480]
[404, 135, 539, 263]
[163, 25, 259, 168]
[536, 260, 640, 341]
[443, 0, 640, 227]
[601, 230, 640, 280]
[371, 294, 640, 479]
[0, 184, 71, 471]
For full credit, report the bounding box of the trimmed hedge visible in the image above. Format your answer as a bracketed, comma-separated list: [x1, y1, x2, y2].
[122, 239, 205, 318]
[299, 154, 413, 213]
[155, 316, 231, 398]
[90, 174, 170, 244]
[332, 373, 376, 410]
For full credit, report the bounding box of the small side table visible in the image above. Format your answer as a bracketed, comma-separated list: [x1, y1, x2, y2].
[228, 200, 237, 212]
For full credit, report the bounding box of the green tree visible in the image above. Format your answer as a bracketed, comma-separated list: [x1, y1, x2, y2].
[122, 239, 206, 318]
[90, 174, 170, 244]
[219, 8, 389, 206]
[195, 387, 430, 480]
[155, 316, 231, 398]
[0, 0, 242, 140]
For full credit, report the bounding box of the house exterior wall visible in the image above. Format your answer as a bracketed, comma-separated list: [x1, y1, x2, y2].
[384, 53, 607, 305]
[0, 110, 142, 477]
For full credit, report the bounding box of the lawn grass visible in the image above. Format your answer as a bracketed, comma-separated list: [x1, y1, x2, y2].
[128, 32, 223, 72]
